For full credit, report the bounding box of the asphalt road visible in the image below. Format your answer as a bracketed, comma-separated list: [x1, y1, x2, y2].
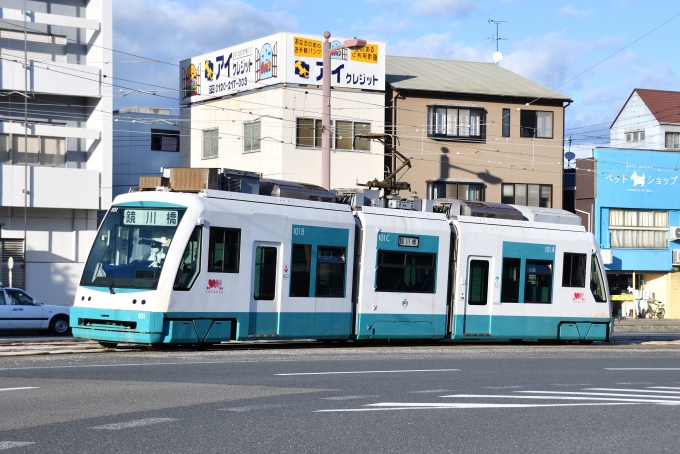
[1, 338, 680, 453]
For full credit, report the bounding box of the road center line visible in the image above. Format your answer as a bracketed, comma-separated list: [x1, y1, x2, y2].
[90, 418, 177, 430]
[276, 369, 459, 376]
[517, 390, 680, 400]
[0, 387, 38, 392]
[605, 368, 680, 371]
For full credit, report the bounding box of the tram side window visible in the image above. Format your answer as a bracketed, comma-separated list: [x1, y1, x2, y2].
[254, 246, 277, 300]
[501, 258, 520, 303]
[290, 244, 311, 297]
[316, 247, 346, 297]
[524, 260, 552, 303]
[468, 260, 489, 305]
[562, 253, 586, 287]
[173, 226, 202, 291]
[590, 254, 607, 303]
[208, 228, 240, 273]
[375, 251, 436, 293]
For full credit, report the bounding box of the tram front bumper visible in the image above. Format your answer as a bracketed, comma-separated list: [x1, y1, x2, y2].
[70, 307, 164, 344]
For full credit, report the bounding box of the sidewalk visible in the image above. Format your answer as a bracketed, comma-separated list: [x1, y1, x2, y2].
[614, 318, 680, 333]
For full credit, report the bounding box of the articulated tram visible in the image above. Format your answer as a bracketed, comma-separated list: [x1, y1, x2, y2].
[71, 178, 611, 347]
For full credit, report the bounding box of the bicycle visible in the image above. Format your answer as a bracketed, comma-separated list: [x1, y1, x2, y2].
[646, 299, 665, 319]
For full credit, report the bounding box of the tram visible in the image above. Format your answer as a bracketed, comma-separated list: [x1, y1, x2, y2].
[71, 172, 611, 347]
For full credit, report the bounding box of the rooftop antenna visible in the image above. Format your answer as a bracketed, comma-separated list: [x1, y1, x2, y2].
[488, 19, 507, 65]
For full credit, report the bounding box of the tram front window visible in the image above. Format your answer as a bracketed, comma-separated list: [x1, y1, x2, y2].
[80, 207, 186, 290]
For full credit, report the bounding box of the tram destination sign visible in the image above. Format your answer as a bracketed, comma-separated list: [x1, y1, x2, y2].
[398, 236, 419, 247]
[123, 210, 179, 226]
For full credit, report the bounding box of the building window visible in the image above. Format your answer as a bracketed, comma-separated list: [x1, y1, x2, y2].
[202, 129, 218, 159]
[208, 228, 240, 273]
[626, 131, 645, 143]
[375, 251, 436, 293]
[665, 132, 680, 149]
[501, 183, 552, 207]
[428, 106, 485, 141]
[3, 134, 66, 167]
[609, 209, 668, 248]
[426, 180, 485, 201]
[502, 108, 511, 137]
[243, 121, 261, 153]
[151, 129, 179, 152]
[0, 29, 67, 63]
[520, 110, 553, 138]
[296, 118, 370, 151]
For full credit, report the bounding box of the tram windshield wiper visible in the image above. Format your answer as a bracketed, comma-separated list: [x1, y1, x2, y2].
[95, 241, 116, 295]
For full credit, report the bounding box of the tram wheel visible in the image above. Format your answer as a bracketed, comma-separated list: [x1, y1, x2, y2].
[509, 339, 523, 343]
[99, 341, 118, 349]
[578, 340, 594, 345]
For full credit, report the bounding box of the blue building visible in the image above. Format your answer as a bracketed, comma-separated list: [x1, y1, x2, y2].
[112, 107, 180, 198]
[576, 147, 680, 318]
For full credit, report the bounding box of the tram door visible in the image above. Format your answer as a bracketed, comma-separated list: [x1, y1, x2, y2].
[249, 242, 281, 336]
[463, 256, 492, 336]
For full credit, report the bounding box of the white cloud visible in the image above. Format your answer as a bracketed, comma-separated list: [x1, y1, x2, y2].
[391, 32, 489, 61]
[112, 0, 296, 109]
[557, 5, 596, 19]
[412, 0, 479, 16]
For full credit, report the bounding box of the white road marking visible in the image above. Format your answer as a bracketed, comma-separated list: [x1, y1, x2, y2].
[649, 386, 680, 390]
[276, 369, 459, 376]
[0, 442, 35, 450]
[441, 394, 680, 404]
[315, 402, 636, 412]
[586, 388, 680, 395]
[0, 387, 38, 392]
[322, 395, 379, 400]
[90, 418, 177, 430]
[219, 404, 287, 412]
[517, 390, 680, 400]
[408, 389, 455, 394]
[616, 382, 653, 385]
[605, 368, 680, 370]
[482, 386, 524, 389]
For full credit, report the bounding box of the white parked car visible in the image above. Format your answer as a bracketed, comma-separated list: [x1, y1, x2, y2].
[0, 285, 70, 335]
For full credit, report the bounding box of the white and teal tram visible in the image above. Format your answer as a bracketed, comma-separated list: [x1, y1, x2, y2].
[71, 179, 611, 347]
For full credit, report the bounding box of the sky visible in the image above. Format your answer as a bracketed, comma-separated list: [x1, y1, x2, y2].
[112, 0, 680, 159]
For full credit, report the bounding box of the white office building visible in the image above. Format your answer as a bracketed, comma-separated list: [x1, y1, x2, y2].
[0, 0, 112, 306]
[179, 33, 385, 188]
[113, 107, 180, 198]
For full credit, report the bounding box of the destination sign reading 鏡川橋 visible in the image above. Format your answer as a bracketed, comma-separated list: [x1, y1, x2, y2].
[123, 210, 179, 227]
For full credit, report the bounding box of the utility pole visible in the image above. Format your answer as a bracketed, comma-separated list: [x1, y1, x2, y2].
[23, 0, 28, 279]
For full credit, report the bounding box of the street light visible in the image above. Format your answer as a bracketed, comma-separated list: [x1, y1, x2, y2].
[321, 32, 367, 189]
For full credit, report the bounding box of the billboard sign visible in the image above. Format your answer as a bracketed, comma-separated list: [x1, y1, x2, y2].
[179, 32, 385, 105]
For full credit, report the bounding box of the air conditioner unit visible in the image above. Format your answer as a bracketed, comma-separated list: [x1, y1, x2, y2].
[673, 249, 680, 266]
[670, 226, 680, 241]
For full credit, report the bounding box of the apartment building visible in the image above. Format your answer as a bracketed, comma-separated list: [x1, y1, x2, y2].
[385, 56, 572, 207]
[0, 0, 112, 306]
